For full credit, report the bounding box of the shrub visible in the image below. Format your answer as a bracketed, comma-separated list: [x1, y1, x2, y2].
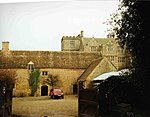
[28, 69, 40, 96]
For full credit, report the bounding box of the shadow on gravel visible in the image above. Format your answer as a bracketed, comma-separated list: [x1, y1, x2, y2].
[11, 114, 23, 117]
[13, 96, 51, 101]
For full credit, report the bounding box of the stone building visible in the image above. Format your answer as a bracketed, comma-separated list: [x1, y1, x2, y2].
[0, 41, 117, 96]
[61, 31, 130, 70]
[0, 41, 105, 96]
[77, 57, 117, 88]
[0, 31, 130, 96]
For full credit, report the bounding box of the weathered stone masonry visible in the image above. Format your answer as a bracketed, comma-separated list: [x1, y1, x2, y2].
[0, 41, 101, 96]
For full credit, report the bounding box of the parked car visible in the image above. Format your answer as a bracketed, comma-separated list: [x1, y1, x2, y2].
[49, 88, 64, 99]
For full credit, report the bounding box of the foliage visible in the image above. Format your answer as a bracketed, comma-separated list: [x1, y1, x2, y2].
[99, 74, 148, 116]
[45, 74, 62, 88]
[108, 0, 150, 76]
[105, 0, 142, 69]
[105, 0, 150, 108]
[97, 71, 149, 116]
[0, 69, 16, 87]
[28, 69, 40, 96]
[99, 75, 129, 112]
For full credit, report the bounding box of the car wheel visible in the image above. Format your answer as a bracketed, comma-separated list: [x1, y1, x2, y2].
[51, 95, 54, 99]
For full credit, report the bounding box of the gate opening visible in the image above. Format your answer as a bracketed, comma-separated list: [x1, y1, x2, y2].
[41, 86, 48, 96]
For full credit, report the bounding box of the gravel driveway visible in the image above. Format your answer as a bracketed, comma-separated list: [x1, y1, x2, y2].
[12, 95, 78, 117]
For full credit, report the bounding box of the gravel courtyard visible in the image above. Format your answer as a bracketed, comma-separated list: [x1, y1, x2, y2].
[12, 95, 78, 117]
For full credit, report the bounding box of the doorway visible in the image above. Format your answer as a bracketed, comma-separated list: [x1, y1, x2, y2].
[73, 84, 77, 94]
[41, 86, 48, 96]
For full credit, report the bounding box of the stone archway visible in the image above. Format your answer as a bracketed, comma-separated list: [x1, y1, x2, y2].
[41, 86, 48, 96]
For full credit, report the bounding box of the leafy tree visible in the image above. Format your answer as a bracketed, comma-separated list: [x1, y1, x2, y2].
[28, 69, 40, 96]
[106, 0, 150, 107]
[0, 69, 16, 117]
[99, 75, 133, 113]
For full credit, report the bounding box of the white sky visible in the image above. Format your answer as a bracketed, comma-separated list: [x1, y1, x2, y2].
[0, 0, 119, 51]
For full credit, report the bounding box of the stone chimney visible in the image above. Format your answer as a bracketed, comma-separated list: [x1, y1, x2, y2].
[2, 41, 9, 51]
[81, 30, 84, 37]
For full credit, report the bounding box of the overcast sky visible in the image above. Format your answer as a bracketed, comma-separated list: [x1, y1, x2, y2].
[0, 0, 119, 51]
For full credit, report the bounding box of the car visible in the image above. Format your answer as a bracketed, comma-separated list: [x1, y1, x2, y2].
[49, 88, 64, 99]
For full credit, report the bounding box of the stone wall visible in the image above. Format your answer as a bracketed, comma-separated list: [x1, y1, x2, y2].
[12, 68, 84, 96]
[12, 69, 30, 96]
[61, 38, 81, 51]
[13, 69, 30, 97]
[40, 68, 84, 94]
[83, 38, 99, 52]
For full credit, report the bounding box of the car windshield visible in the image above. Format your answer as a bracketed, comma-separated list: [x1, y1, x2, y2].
[53, 89, 62, 92]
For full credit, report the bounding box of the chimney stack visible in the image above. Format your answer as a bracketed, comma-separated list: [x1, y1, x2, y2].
[2, 41, 9, 51]
[81, 30, 84, 37]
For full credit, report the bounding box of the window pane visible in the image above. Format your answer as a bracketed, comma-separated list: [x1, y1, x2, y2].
[91, 46, 97, 51]
[70, 41, 75, 48]
[42, 71, 48, 76]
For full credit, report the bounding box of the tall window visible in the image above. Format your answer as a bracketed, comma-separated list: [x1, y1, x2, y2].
[27, 61, 34, 71]
[108, 56, 114, 62]
[118, 57, 125, 62]
[108, 44, 113, 52]
[91, 46, 97, 51]
[70, 41, 75, 48]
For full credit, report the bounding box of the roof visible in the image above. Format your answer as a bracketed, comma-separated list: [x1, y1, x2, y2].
[93, 69, 131, 81]
[93, 71, 120, 81]
[77, 58, 103, 81]
[0, 50, 101, 69]
[28, 61, 34, 64]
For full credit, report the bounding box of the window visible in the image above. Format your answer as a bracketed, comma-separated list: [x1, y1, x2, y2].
[91, 46, 97, 51]
[108, 56, 114, 62]
[118, 57, 125, 62]
[118, 47, 124, 53]
[42, 71, 48, 76]
[70, 41, 75, 48]
[27, 61, 34, 71]
[108, 44, 113, 51]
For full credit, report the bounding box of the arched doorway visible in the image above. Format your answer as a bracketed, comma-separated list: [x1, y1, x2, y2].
[41, 86, 48, 96]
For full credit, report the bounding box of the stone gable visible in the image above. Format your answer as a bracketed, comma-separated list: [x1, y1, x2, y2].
[78, 57, 117, 88]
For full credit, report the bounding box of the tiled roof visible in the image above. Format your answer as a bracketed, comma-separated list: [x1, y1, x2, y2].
[77, 58, 102, 81]
[0, 50, 101, 69]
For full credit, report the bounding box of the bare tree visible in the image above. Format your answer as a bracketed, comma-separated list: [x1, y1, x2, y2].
[0, 69, 16, 87]
[46, 74, 62, 88]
